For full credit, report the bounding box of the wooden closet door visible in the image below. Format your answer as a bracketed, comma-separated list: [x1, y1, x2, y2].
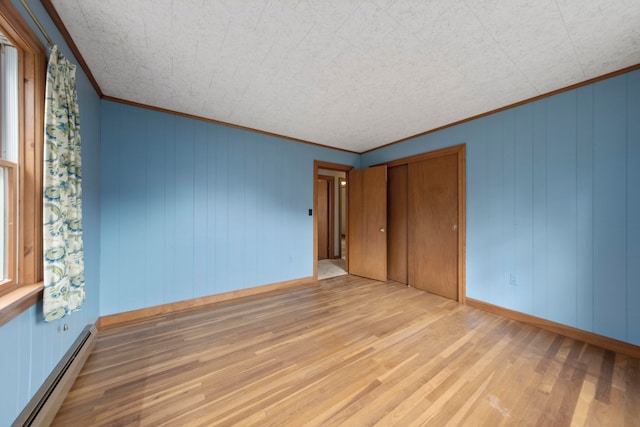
[387, 165, 408, 283]
[408, 154, 458, 299]
[349, 165, 387, 281]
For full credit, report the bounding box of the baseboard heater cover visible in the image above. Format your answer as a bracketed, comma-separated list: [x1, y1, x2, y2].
[13, 323, 97, 427]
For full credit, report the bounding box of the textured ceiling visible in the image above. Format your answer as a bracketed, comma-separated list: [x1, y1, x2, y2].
[50, 0, 640, 153]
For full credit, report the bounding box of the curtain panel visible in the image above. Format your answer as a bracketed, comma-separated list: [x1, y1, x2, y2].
[43, 45, 85, 321]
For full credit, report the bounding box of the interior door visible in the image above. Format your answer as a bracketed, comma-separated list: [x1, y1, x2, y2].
[348, 165, 387, 281]
[317, 178, 329, 260]
[408, 154, 458, 299]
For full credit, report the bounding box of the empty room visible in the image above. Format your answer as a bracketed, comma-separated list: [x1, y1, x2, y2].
[1, 0, 639, 425]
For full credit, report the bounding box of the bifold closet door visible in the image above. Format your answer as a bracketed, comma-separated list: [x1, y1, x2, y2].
[408, 154, 458, 299]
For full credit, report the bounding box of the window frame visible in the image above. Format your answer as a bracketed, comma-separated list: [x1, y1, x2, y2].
[0, 159, 16, 291]
[0, 0, 46, 306]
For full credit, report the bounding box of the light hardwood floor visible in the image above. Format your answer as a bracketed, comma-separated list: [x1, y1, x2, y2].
[53, 276, 640, 426]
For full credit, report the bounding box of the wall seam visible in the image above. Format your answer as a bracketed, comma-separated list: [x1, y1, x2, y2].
[625, 74, 629, 342]
[591, 83, 595, 333]
[575, 89, 579, 329]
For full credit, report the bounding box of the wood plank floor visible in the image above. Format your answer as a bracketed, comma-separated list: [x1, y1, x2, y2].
[53, 276, 640, 426]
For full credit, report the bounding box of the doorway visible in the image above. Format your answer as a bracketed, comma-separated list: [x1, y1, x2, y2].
[314, 162, 352, 280]
[314, 147, 465, 299]
[316, 175, 334, 260]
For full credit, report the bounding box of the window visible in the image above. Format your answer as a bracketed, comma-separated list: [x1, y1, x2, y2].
[0, 0, 46, 303]
[0, 34, 18, 291]
[0, 160, 16, 288]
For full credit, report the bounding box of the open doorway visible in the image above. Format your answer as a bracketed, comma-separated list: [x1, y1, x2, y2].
[317, 174, 334, 261]
[314, 161, 351, 280]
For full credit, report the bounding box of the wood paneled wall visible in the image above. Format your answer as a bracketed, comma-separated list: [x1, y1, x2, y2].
[0, 1, 102, 424]
[362, 69, 640, 347]
[100, 101, 359, 316]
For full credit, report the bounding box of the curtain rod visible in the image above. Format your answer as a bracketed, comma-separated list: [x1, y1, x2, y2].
[18, 0, 54, 47]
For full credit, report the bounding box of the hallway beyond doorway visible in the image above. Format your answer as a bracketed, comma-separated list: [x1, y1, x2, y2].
[317, 259, 347, 280]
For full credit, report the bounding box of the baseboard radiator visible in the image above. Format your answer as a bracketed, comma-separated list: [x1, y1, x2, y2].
[13, 324, 98, 427]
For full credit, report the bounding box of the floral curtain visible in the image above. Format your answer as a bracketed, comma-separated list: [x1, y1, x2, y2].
[43, 45, 85, 322]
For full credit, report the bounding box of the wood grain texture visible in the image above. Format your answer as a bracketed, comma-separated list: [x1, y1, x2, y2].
[408, 154, 458, 299]
[387, 165, 407, 283]
[348, 165, 387, 281]
[338, 177, 346, 259]
[0, 0, 46, 328]
[0, 160, 17, 295]
[15, 324, 98, 427]
[317, 178, 330, 259]
[0, 282, 42, 327]
[18, 22, 46, 286]
[467, 298, 640, 359]
[53, 276, 640, 426]
[375, 144, 467, 303]
[313, 161, 354, 279]
[457, 146, 466, 304]
[98, 277, 313, 329]
[0, 0, 46, 286]
[380, 143, 467, 168]
[317, 175, 334, 260]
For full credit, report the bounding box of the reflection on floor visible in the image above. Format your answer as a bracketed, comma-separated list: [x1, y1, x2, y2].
[318, 258, 347, 280]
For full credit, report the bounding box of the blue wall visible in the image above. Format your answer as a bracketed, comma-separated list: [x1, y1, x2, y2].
[1, 3, 637, 421]
[99, 101, 359, 316]
[0, 1, 101, 424]
[362, 70, 640, 346]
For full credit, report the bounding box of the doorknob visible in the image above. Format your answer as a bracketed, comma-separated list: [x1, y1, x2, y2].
[379, 227, 385, 232]
[453, 224, 458, 231]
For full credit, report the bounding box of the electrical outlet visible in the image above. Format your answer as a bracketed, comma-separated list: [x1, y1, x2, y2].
[509, 274, 518, 286]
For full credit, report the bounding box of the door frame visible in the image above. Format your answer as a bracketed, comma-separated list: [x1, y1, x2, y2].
[338, 177, 347, 259]
[314, 161, 353, 280]
[379, 144, 466, 303]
